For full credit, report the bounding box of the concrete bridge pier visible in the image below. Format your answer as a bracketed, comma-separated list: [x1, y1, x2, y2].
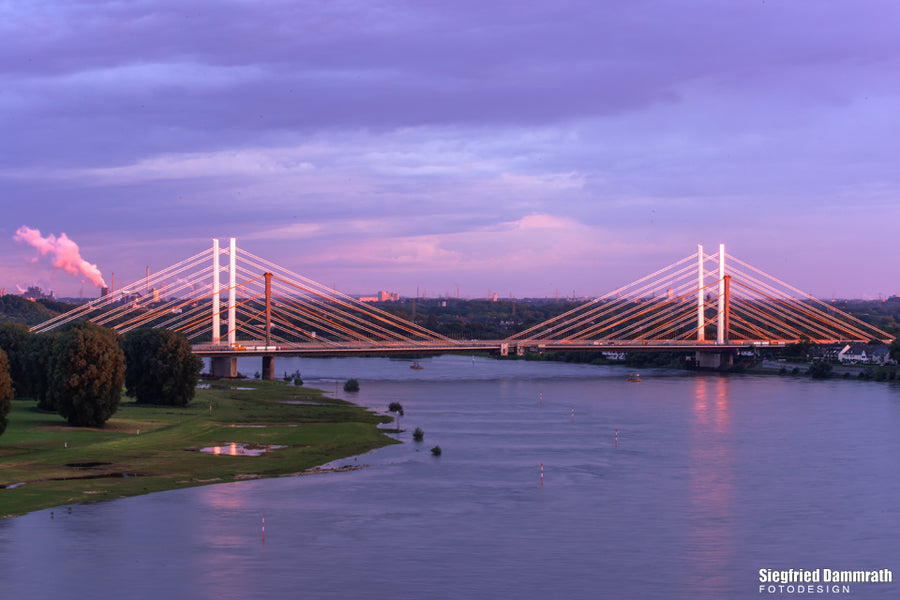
[210, 356, 238, 378]
[262, 356, 275, 380]
[695, 350, 734, 370]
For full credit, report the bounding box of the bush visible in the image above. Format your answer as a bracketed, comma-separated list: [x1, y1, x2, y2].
[51, 322, 125, 427]
[343, 378, 360, 392]
[122, 329, 203, 406]
[0, 349, 13, 436]
[430, 445, 442, 456]
[413, 427, 424, 441]
[808, 360, 832, 380]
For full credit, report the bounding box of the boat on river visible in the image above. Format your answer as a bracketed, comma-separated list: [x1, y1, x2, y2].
[627, 372, 641, 382]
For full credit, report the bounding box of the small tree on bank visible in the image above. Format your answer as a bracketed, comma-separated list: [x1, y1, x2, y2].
[808, 360, 833, 380]
[388, 401, 403, 432]
[0, 349, 14, 436]
[122, 329, 203, 406]
[51, 322, 125, 427]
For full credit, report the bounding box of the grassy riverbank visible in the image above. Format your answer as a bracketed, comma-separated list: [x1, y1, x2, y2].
[0, 381, 398, 519]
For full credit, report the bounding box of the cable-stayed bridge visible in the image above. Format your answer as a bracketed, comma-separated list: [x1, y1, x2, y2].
[32, 240, 891, 376]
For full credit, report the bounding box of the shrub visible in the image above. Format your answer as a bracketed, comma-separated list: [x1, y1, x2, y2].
[343, 378, 360, 392]
[412, 427, 424, 441]
[808, 360, 832, 380]
[430, 445, 442, 456]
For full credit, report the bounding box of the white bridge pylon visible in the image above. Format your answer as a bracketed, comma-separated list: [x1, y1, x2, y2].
[31, 240, 890, 348]
[508, 243, 890, 346]
[31, 238, 457, 349]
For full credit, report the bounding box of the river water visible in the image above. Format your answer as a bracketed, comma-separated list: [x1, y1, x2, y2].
[1, 356, 898, 599]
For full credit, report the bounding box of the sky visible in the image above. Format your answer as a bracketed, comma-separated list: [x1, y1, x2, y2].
[2, 0, 899, 300]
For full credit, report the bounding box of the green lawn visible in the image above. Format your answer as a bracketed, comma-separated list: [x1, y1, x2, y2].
[0, 381, 398, 519]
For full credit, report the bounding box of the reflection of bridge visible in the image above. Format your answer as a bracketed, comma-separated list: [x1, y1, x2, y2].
[33, 239, 890, 376]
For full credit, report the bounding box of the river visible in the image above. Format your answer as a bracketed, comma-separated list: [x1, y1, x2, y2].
[1, 355, 898, 599]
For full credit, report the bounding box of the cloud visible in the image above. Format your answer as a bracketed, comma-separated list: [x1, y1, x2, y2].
[13, 226, 107, 287]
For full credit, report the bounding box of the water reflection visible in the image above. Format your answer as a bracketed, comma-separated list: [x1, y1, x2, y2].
[199, 443, 286, 456]
[687, 376, 735, 596]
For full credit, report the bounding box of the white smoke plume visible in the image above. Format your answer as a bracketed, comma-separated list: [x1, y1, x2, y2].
[13, 226, 107, 287]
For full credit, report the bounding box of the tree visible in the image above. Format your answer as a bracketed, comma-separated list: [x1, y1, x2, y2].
[388, 401, 403, 432]
[890, 337, 900, 364]
[808, 360, 833, 380]
[25, 332, 58, 410]
[0, 349, 14, 436]
[0, 322, 30, 398]
[51, 322, 125, 427]
[343, 378, 360, 392]
[122, 329, 203, 406]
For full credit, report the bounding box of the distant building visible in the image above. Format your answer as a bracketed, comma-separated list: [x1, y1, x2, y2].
[872, 347, 892, 365]
[836, 343, 892, 364]
[22, 286, 54, 301]
[807, 343, 847, 361]
[359, 291, 399, 302]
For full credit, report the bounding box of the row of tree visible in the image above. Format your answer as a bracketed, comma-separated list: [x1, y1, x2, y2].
[0, 322, 203, 433]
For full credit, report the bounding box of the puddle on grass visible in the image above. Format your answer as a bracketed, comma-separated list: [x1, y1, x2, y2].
[198, 443, 287, 456]
[228, 424, 299, 428]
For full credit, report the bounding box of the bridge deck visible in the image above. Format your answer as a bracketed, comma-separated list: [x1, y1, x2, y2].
[192, 339, 780, 358]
